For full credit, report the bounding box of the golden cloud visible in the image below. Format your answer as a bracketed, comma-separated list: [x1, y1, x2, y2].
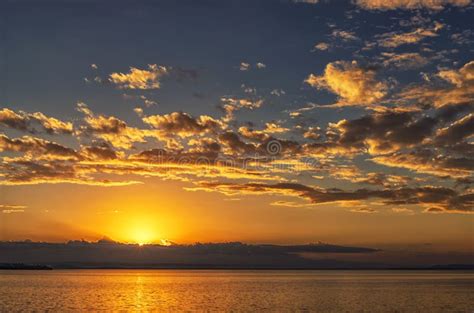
[1, 204, 27, 214]
[376, 22, 443, 48]
[109, 64, 168, 89]
[0, 134, 79, 159]
[371, 150, 473, 178]
[399, 60, 474, 108]
[355, 0, 471, 10]
[77, 103, 156, 149]
[0, 108, 73, 134]
[305, 60, 388, 107]
[188, 181, 473, 213]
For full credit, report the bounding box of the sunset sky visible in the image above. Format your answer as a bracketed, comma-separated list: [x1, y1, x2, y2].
[0, 0, 472, 254]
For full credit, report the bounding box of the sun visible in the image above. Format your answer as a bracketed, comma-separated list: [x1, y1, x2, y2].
[112, 215, 171, 246]
[133, 229, 154, 245]
[129, 224, 156, 246]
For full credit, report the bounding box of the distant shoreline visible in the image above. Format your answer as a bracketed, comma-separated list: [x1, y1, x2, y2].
[1, 263, 473, 271]
[0, 264, 52, 270]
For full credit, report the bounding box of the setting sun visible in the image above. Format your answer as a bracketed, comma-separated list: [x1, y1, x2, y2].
[126, 220, 160, 245]
[132, 229, 155, 245]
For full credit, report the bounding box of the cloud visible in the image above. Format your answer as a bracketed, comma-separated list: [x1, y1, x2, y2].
[239, 123, 290, 141]
[313, 42, 330, 51]
[80, 144, 120, 161]
[219, 97, 264, 121]
[220, 97, 263, 110]
[1, 209, 25, 214]
[0, 156, 142, 187]
[399, 60, 474, 108]
[355, 0, 471, 10]
[270, 89, 286, 96]
[77, 103, 153, 149]
[77, 103, 127, 134]
[380, 52, 429, 69]
[0, 129, 148, 185]
[139, 95, 158, 107]
[142, 112, 224, 138]
[128, 149, 283, 181]
[327, 165, 411, 187]
[434, 113, 474, 144]
[371, 149, 473, 178]
[0, 81, 470, 202]
[303, 126, 322, 140]
[133, 107, 144, 117]
[1, 204, 27, 214]
[331, 30, 359, 41]
[291, 98, 472, 182]
[392, 207, 415, 214]
[293, 0, 319, 3]
[239, 62, 250, 71]
[29, 112, 74, 134]
[375, 22, 443, 48]
[302, 141, 360, 158]
[305, 60, 388, 107]
[0, 108, 73, 134]
[322, 106, 472, 178]
[330, 111, 437, 154]
[214, 131, 299, 158]
[0, 134, 79, 159]
[451, 29, 474, 45]
[350, 207, 378, 213]
[270, 200, 310, 208]
[189, 181, 473, 213]
[219, 131, 258, 155]
[109, 64, 168, 89]
[438, 60, 474, 87]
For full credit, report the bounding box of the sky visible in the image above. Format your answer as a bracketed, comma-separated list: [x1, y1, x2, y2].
[0, 0, 473, 258]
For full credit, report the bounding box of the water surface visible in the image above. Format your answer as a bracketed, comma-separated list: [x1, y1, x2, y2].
[0, 270, 472, 311]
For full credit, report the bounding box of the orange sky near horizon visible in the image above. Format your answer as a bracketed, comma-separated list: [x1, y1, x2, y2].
[1, 180, 472, 251]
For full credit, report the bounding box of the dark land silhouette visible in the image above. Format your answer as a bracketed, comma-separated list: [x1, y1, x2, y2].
[1, 239, 472, 269]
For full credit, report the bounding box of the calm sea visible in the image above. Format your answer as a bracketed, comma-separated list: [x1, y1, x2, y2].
[0, 270, 472, 312]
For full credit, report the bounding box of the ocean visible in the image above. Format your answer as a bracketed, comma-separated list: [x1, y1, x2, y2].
[0, 270, 472, 311]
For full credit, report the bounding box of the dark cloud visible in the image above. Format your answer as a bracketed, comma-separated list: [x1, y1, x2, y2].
[191, 181, 473, 213]
[0, 159, 78, 184]
[131, 147, 220, 164]
[331, 111, 437, 154]
[219, 131, 257, 155]
[0, 108, 73, 134]
[434, 113, 474, 145]
[0, 134, 79, 159]
[399, 60, 474, 109]
[371, 148, 473, 178]
[81, 143, 119, 161]
[143, 112, 223, 137]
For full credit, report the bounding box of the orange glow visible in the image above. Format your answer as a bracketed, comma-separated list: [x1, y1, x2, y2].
[127, 220, 158, 245]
